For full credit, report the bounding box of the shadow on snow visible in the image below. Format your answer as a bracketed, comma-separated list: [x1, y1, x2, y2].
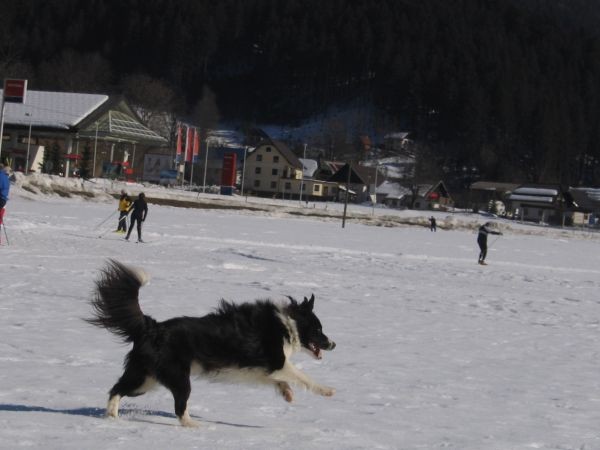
[0, 403, 263, 428]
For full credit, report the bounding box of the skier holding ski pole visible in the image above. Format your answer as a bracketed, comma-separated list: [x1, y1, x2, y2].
[115, 190, 131, 233]
[477, 222, 502, 265]
[0, 164, 10, 245]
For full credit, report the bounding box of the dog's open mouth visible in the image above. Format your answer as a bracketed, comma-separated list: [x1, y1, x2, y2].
[308, 342, 322, 359]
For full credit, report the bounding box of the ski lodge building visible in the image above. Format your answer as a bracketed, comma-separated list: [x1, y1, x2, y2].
[0, 89, 167, 178]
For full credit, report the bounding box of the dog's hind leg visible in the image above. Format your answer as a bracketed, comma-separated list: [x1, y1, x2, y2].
[158, 366, 198, 428]
[107, 363, 155, 418]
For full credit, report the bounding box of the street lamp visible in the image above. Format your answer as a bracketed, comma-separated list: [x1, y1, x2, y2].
[299, 143, 307, 203]
[241, 146, 248, 196]
[92, 121, 99, 178]
[203, 137, 219, 193]
[25, 112, 32, 174]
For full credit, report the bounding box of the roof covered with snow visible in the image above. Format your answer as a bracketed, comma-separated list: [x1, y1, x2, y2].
[299, 158, 318, 178]
[1, 89, 108, 130]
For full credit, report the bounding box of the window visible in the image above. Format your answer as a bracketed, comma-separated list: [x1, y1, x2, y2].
[285, 182, 291, 190]
[270, 181, 277, 189]
[273, 155, 279, 163]
[256, 154, 263, 162]
[254, 180, 260, 187]
[313, 184, 321, 193]
[266, 146, 272, 152]
[255, 167, 261, 174]
[272, 168, 278, 176]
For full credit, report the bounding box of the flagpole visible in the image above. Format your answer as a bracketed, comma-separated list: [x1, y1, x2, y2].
[190, 155, 194, 189]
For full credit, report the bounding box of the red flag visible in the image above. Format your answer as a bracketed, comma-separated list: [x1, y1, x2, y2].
[192, 128, 200, 163]
[185, 127, 193, 163]
[175, 125, 182, 163]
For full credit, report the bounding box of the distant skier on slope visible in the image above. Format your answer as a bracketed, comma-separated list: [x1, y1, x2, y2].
[429, 216, 437, 232]
[477, 222, 502, 265]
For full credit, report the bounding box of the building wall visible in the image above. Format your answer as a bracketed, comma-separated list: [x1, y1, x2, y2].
[243, 144, 301, 195]
[242, 143, 339, 200]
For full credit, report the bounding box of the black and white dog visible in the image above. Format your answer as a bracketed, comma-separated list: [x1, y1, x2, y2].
[88, 260, 336, 427]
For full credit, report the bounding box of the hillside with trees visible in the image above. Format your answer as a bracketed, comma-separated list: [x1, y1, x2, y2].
[1, 0, 600, 186]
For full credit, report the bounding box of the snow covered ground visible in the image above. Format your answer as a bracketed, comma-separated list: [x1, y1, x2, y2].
[1, 176, 600, 449]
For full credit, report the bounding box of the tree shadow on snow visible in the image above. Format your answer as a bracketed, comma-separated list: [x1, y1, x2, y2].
[0, 403, 263, 428]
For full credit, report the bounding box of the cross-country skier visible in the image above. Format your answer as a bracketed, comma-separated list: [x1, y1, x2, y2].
[125, 193, 148, 243]
[477, 222, 502, 265]
[429, 216, 437, 232]
[116, 190, 131, 233]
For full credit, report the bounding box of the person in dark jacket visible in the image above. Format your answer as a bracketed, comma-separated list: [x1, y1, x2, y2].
[429, 216, 437, 232]
[125, 193, 148, 242]
[477, 222, 502, 265]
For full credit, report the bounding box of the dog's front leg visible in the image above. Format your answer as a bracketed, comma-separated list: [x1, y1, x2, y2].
[271, 362, 335, 397]
[276, 381, 294, 402]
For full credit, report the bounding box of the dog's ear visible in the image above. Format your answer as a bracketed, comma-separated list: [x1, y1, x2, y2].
[302, 294, 315, 311]
[287, 296, 298, 307]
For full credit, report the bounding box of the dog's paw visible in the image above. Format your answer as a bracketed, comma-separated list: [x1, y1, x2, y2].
[277, 382, 294, 402]
[179, 416, 201, 428]
[314, 385, 335, 397]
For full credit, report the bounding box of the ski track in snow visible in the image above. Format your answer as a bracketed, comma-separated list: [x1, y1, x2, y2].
[1, 191, 600, 449]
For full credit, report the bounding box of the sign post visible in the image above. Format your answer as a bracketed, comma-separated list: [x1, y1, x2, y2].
[0, 79, 28, 162]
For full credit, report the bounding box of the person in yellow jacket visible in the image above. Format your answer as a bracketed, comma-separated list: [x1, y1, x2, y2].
[116, 190, 132, 233]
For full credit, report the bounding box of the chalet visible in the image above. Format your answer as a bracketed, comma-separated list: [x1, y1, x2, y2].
[507, 185, 569, 224]
[0, 89, 167, 179]
[328, 163, 383, 203]
[566, 187, 600, 226]
[469, 181, 520, 213]
[377, 180, 410, 208]
[405, 181, 453, 210]
[314, 160, 345, 181]
[243, 140, 337, 200]
[383, 132, 413, 155]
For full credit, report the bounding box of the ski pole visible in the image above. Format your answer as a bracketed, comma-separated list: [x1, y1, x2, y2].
[94, 210, 118, 230]
[488, 235, 502, 249]
[1, 223, 9, 246]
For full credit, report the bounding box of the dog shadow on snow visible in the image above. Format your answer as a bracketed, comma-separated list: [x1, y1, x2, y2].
[0, 403, 263, 428]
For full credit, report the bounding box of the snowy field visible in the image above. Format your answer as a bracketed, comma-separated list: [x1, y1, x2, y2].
[1, 178, 600, 449]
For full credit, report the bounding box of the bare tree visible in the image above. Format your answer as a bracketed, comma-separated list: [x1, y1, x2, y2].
[38, 50, 112, 93]
[193, 85, 221, 131]
[121, 73, 181, 140]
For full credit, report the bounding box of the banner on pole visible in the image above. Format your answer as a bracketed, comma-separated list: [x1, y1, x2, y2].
[192, 128, 200, 163]
[184, 127, 193, 163]
[175, 125, 182, 163]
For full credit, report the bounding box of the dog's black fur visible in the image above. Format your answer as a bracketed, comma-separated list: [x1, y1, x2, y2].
[88, 259, 336, 427]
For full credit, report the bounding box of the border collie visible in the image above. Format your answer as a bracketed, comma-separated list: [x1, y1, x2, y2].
[87, 260, 336, 427]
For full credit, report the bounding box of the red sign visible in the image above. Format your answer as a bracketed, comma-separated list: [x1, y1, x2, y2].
[3, 79, 27, 103]
[221, 153, 237, 186]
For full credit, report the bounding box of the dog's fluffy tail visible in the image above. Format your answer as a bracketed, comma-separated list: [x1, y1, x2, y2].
[87, 259, 154, 343]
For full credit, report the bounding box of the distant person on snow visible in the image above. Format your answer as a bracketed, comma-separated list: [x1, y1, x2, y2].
[125, 193, 148, 242]
[0, 164, 10, 237]
[116, 190, 131, 233]
[477, 222, 502, 265]
[429, 216, 437, 232]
